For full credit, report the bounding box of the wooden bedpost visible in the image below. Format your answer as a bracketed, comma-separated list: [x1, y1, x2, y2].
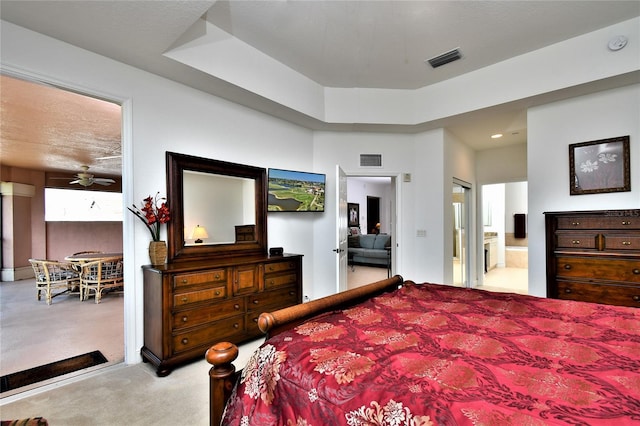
[206, 341, 239, 426]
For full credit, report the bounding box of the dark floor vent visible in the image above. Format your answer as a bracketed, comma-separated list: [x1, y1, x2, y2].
[360, 154, 382, 167]
[427, 48, 462, 68]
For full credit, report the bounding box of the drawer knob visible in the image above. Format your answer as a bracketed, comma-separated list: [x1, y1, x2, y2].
[572, 240, 580, 245]
[622, 241, 632, 246]
[289, 291, 295, 296]
[253, 299, 259, 305]
[571, 221, 580, 226]
[564, 288, 572, 294]
[633, 269, 640, 275]
[268, 280, 274, 285]
[622, 221, 632, 226]
[633, 295, 640, 302]
[234, 304, 240, 310]
[181, 279, 188, 283]
[253, 318, 258, 323]
[181, 296, 188, 302]
[182, 316, 188, 322]
[215, 274, 220, 279]
[564, 264, 572, 270]
[233, 323, 240, 329]
[215, 290, 221, 296]
[181, 338, 188, 345]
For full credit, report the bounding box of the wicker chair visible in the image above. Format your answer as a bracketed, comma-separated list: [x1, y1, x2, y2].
[79, 257, 124, 304]
[29, 259, 80, 305]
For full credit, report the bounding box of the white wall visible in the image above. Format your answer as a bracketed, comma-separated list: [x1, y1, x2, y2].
[1, 21, 317, 364]
[528, 84, 640, 297]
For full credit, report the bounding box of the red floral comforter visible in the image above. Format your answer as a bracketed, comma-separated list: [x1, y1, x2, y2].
[222, 283, 640, 425]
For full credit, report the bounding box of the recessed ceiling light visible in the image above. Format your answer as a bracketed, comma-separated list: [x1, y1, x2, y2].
[491, 133, 503, 139]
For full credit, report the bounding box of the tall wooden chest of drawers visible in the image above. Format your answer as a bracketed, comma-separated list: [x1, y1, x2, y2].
[141, 254, 302, 376]
[544, 209, 640, 307]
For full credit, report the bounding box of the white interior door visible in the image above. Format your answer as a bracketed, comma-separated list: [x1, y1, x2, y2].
[336, 165, 348, 292]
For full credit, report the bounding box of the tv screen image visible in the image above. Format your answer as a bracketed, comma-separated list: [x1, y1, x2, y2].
[268, 168, 325, 212]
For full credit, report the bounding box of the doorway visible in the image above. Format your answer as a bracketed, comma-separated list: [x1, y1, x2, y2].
[345, 176, 396, 289]
[452, 180, 471, 288]
[480, 181, 528, 294]
[0, 73, 125, 394]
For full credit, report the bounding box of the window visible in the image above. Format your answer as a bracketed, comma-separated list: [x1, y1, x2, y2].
[45, 188, 123, 221]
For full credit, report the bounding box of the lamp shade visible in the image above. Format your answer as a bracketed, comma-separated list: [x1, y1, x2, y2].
[191, 225, 209, 243]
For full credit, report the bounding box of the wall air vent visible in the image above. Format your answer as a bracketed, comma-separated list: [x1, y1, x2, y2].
[360, 154, 382, 167]
[426, 48, 462, 68]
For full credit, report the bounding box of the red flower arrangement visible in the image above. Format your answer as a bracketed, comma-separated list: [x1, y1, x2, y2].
[128, 192, 170, 241]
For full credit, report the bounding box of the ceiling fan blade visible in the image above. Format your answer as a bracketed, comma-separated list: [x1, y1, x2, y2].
[93, 180, 114, 186]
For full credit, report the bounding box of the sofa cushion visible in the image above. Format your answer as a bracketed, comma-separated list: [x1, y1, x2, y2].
[374, 234, 391, 249]
[359, 234, 376, 249]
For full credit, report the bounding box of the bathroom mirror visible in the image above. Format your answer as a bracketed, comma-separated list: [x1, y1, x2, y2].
[166, 152, 267, 262]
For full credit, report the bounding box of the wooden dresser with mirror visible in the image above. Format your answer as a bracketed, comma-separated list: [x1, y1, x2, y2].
[141, 152, 302, 376]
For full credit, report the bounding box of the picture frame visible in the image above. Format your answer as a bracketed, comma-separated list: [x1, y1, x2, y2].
[348, 203, 360, 227]
[569, 136, 630, 195]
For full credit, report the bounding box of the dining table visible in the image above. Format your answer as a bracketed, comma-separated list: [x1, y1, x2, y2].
[65, 252, 123, 262]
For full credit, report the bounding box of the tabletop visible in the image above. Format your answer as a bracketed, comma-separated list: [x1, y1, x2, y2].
[65, 252, 123, 262]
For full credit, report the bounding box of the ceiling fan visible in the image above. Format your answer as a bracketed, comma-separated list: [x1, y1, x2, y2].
[67, 165, 116, 187]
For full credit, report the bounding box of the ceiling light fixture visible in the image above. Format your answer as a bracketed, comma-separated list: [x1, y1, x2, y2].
[491, 133, 503, 139]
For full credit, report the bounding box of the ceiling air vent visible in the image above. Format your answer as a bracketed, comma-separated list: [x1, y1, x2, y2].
[426, 48, 462, 68]
[360, 154, 382, 167]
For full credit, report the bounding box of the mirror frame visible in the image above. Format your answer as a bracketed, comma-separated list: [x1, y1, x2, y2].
[166, 152, 267, 263]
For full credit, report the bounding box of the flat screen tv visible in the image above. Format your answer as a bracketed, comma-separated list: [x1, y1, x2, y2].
[268, 168, 325, 212]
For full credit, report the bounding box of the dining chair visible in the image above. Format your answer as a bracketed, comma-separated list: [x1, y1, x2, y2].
[79, 257, 124, 304]
[29, 259, 81, 305]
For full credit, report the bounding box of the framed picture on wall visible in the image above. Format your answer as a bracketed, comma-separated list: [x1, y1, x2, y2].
[348, 203, 359, 227]
[569, 135, 630, 195]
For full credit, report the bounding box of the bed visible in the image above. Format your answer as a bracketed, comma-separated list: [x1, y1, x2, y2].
[206, 275, 640, 425]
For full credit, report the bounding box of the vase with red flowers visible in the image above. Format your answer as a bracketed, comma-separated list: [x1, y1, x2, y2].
[128, 192, 171, 265]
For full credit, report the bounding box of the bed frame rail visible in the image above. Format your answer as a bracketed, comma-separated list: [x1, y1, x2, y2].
[206, 275, 405, 426]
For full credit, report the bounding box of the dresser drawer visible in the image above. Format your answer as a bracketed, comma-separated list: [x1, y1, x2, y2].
[555, 233, 599, 250]
[603, 234, 640, 251]
[265, 273, 298, 289]
[173, 269, 227, 289]
[557, 215, 640, 230]
[246, 285, 299, 313]
[172, 298, 244, 330]
[265, 260, 298, 275]
[557, 280, 640, 307]
[556, 256, 640, 283]
[173, 285, 227, 307]
[172, 315, 245, 354]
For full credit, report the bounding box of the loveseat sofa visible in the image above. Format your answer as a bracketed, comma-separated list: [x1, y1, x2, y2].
[348, 233, 391, 267]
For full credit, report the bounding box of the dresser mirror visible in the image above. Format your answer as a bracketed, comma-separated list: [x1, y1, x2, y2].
[166, 152, 267, 262]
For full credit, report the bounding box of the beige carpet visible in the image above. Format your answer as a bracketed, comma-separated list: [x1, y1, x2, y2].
[347, 264, 388, 289]
[0, 278, 124, 396]
[0, 338, 264, 425]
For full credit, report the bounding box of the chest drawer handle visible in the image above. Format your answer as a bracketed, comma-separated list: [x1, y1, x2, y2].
[572, 240, 580, 245]
[633, 295, 640, 302]
[622, 241, 632, 246]
[181, 316, 188, 322]
[563, 264, 572, 270]
[181, 279, 188, 284]
[633, 269, 640, 275]
[289, 291, 295, 296]
[234, 304, 240, 310]
[181, 338, 189, 345]
[215, 290, 221, 296]
[622, 221, 632, 225]
[564, 288, 572, 294]
[215, 273, 220, 279]
[233, 323, 240, 329]
[181, 296, 188, 303]
[253, 317, 259, 323]
[571, 221, 580, 226]
[253, 299, 260, 305]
